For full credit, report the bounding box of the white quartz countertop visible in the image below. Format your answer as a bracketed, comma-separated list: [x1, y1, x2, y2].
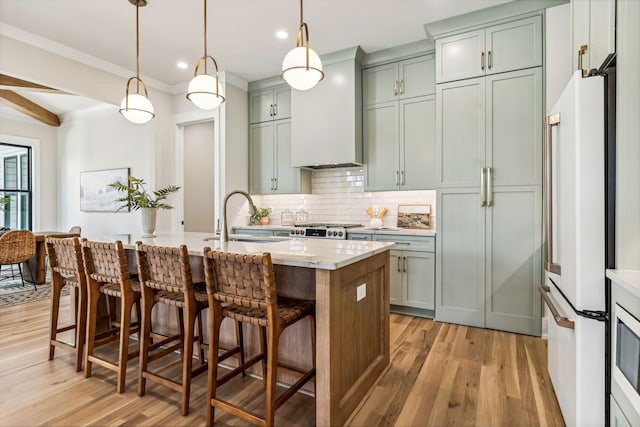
[234, 225, 436, 237]
[607, 269, 640, 298]
[84, 232, 395, 271]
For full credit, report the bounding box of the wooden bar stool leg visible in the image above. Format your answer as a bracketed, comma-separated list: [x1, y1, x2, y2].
[138, 292, 155, 397]
[181, 310, 196, 416]
[176, 307, 185, 362]
[75, 287, 87, 372]
[234, 321, 245, 377]
[206, 305, 223, 427]
[84, 282, 100, 378]
[48, 281, 62, 361]
[265, 329, 281, 427]
[196, 312, 205, 364]
[259, 326, 267, 385]
[116, 296, 134, 393]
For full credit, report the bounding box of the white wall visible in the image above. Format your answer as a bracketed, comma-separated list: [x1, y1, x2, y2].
[616, 0, 640, 268]
[0, 116, 58, 230]
[57, 105, 155, 234]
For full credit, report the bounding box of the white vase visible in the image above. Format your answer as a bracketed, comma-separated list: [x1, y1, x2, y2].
[141, 208, 158, 237]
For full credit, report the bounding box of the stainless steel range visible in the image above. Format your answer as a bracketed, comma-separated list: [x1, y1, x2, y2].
[289, 223, 362, 239]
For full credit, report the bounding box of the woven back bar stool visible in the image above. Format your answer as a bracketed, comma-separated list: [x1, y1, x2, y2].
[203, 249, 316, 427]
[45, 236, 87, 372]
[81, 239, 141, 393]
[135, 242, 215, 416]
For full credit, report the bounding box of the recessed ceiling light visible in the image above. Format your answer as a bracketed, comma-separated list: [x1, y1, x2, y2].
[275, 30, 288, 40]
[176, 61, 188, 69]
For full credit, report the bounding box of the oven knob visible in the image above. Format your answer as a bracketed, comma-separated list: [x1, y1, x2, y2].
[338, 231, 344, 237]
[328, 231, 334, 236]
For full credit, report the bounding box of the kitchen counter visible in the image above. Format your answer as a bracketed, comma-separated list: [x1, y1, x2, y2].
[85, 231, 392, 426]
[607, 269, 640, 298]
[234, 224, 437, 236]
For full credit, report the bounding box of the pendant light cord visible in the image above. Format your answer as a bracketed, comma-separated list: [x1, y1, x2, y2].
[135, 1, 140, 93]
[203, 0, 208, 74]
[299, 0, 303, 25]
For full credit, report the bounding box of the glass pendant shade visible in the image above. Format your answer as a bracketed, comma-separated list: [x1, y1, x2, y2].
[187, 74, 225, 110]
[281, 46, 323, 91]
[119, 93, 154, 124]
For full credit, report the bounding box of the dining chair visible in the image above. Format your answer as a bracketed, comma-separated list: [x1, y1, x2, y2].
[45, 236, 87, 371]
[203, 248, 316, 427]
[0, 230, 36, 289]
[81, 238, 141, 393]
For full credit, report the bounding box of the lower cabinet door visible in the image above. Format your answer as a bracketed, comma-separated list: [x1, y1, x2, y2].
[389, 250, 403, 305]
[436, 187, 485, 328]
[404, 251, 435, 310]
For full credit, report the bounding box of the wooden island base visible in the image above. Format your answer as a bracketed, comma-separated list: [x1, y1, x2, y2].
[150, 250, 390, 425]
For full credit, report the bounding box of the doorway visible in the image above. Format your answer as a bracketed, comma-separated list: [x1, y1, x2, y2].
[182, 121, 215, 232]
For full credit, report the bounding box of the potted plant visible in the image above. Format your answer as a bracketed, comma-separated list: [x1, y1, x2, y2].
[108, 176, 180, 237]
[250, 207, 271, 225]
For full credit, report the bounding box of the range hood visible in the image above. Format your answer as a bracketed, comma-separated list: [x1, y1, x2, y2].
[291, 47, 364, 169]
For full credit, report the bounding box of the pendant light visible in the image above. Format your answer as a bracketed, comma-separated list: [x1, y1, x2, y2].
[119, 0, 154, 124]
[281, 0, 324, 91]
[187, 0, 225, 110]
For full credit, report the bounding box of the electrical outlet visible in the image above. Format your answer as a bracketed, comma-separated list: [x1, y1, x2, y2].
[356, 283, 366, 301]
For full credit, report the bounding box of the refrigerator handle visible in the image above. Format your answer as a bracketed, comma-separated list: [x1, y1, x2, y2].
[480, 167, 486, 206]
[544, 113, 562, 275]
[539, 285, 575, 329]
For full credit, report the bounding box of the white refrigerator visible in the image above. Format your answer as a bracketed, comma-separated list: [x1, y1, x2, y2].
[541, 70, 609, 427]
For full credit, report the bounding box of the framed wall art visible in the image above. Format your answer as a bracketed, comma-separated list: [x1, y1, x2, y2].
[80, 167, 130, 212]
[397, 204, 431, 229]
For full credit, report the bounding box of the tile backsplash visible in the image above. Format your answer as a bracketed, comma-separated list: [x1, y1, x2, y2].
[230, 167, 436, 230]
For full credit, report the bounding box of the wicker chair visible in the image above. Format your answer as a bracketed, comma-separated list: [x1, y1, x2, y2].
[0, 230, 36, 289]
[136, 242, 238, 416]
[81, 239, 141, 393]
[203, 248, 316, 427]
[45, 236, 87, 372]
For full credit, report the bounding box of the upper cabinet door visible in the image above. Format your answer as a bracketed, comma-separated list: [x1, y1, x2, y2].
[485, 16, 542, 75]
[436, 77, 486, 188]
[400, 95, 436, 190]
[398, 55, 435, 99]
[249, 89, 275, 124]
[363, 63, 398, 106]
[273, 86, 291, 120]
[249, 123, 275, 194]
[274, 120, 297, 194]
[435, 29, 485, 84]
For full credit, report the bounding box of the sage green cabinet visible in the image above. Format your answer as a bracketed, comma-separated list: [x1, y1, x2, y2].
[435, 15, 542, 83]
[375, 235, 435, 312]
[436, 67, 542, 188]
[572, 0, 616, 72]
[436, 186, 542, 335]
[363, 55, 435, 105]
[249, 120, 310, 195]
[249, 85, 291, 124]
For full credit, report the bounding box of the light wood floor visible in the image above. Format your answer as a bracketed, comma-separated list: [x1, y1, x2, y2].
[0, 297, 564, 426]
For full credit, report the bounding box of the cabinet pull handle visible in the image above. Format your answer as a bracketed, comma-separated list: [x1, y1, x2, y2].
[403, 256, 407, 273]
[480, 167, 486, 206]
[395, 171, 399, 186]
[269, 104, 274, 117]
[488, 50, 492, 69]
[397, 257, 401, 273]
[481, 52, 485, 71]
[486, 167, 493, 206]
[394, 80, 398, 96]
[395, 241, 411, 246]
[399, 79, 404, 95]
[274, 103, 278, 117]
[274, 177, 278, 190]
[544, 113, 562, 274]
[400, 170, 405, 186]
[270, 178, 274, 191]
[577, 44, 588, 77]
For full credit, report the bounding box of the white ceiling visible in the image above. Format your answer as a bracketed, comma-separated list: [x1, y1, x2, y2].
[0, 0, 513, 89]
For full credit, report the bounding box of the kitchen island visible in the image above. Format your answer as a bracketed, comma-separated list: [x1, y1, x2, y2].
[86, 232, 393, 426]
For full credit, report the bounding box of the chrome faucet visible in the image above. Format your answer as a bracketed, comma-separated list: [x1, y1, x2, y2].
[222, 190, 257, 242]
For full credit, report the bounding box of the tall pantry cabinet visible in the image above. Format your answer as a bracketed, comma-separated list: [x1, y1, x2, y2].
[434, 14, 543, 335]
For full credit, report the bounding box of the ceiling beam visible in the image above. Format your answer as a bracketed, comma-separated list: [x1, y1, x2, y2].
[0, 74, 62, 93]
[0, 90, 61, 127]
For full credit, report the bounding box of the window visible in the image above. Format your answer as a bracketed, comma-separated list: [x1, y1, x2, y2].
[0, 143, 32, 230]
